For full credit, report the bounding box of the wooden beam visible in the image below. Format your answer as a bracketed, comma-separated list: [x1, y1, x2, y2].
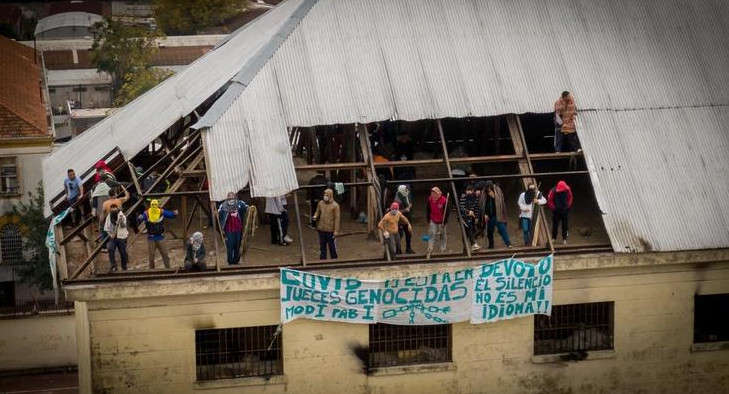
[292, 191, 307, 266]
[295, 162, 367, 171]
[436, 119, 472, 258]
[360, 124, 390, 260]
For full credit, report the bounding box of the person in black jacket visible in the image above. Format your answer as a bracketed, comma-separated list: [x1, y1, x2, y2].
[459, 185, 482, 251]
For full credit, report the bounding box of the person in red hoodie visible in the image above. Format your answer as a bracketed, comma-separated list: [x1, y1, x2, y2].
[426, 186, 449, 258]
[547, 180, 573, 244]
[93, 160, 114, 184]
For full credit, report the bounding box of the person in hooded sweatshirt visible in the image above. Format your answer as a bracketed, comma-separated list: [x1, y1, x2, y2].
[547, 180, 574, 244]
[378, 202, 412, 258]
[139, 199, 178, 268]
[482, 180, 512, 249]
[426, 186, 449, 258]
[459, 185, 482, 251]
[104, 203, 128, 272]
[393, 184, 415, 254]
[218, 191, 248, 265]
[518, 183, 547, 246]
[313, 189, 340, 260]
[184, 232, 206, 271]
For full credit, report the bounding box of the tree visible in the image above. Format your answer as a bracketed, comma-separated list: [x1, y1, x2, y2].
[91, 17, 170, 105]
[154, 0, 245, 35]
[13, 184, 52, 293]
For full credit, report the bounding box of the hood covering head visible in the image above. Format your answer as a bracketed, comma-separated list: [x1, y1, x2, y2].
[323, 188, 334, 201]
[190, 231, 204, 251]
[556, 181, 569, 192]
[148, 199, 161, 222]
[225, 192, 239, 212]
[430, 187, 442, 200]
[94, 160, 107, 170]
[397, 185, 408, 195]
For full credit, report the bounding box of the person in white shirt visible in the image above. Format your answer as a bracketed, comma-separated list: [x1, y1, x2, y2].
[265, 196, 292, 246]
[104, 204, 129, 271]
[518, 183, 547, 246]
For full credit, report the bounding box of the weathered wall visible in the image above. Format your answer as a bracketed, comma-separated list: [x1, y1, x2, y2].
[0, 314, 77, 371]
[80, 260, 729, 394]
[0, 146, 51, 216]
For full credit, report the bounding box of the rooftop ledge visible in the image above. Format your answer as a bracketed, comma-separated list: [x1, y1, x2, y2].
[62, 248, 729, 302]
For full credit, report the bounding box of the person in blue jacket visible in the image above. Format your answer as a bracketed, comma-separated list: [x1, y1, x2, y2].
[218, 192, 248, 265]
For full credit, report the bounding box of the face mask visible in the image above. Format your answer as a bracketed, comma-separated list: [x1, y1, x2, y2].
[110, 210, 119, 221]
[227, 198, 236, 205]
[390, 209, 398, 215]
[323, 196, 330, 202]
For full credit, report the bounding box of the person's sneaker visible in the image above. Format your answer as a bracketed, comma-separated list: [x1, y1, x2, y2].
[279, 241, 289, 246]
[406, 248, 415, 254]
[471, 244, 481, 251]
[552, 239, 556, 243]
[283, 235, 294, 243]
[101, 248, 108, 253]
[507, 244, 513, 249]
[563, 239, 568, 245]
[577, 148, 583, 154]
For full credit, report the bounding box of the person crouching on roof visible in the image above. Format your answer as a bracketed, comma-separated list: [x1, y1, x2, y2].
[138, 199, 178, 269]
[313, 189, 340, 260]
[378, 202, 412, 258]
[218, 192, 248, 265]
[184, 232, 206, 271]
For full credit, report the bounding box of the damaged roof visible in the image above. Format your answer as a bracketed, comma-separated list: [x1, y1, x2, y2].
[43, 0, 729, 252]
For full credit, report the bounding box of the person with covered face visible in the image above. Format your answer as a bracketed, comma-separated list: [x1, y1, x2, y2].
[426, 186, 449, 258]
[378, 202, 412, 258]
[459, 185, 482, 251]
[184, 232, 206, 271]
[218, 191, 248, 265]
[104, 203, 129, 272]
[518, 183, 547, 246]
[393, 184, 415, 254]
[138, 199, 178, 269]
[547, 180, 573, 244]
[313, 189, 340, 260]
[482, 180, 512, 249]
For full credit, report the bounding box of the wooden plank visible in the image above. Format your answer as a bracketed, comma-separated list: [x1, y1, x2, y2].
[292, 191, 307, 266]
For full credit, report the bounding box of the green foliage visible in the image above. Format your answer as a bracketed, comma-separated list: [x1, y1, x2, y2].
[154, 0, 245, 35]
[13, 184, 52, 293]
[90, 17, 164, 98]
[114, 67, 173, 106]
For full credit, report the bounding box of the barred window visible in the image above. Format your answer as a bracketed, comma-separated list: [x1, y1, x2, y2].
[369, 324, 451, 368]
[1, 157, 20, 196]
[195, 325, 282, 381]
[694, 294, 729, 343]
[1, 225, 23, 264]
[534, 302, 613, 355]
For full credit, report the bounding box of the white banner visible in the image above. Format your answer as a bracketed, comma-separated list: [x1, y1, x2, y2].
[280, 255, 552, 325]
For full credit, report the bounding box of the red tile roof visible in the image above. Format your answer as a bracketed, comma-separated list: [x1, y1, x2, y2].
[0, 36, 49, 139]
[43, 46, 213, 70]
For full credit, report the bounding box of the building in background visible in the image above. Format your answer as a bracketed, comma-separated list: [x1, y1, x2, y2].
[34, 12, 104, 40]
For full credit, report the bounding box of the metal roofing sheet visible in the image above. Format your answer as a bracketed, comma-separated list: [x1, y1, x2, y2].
[580, 107, 729, 252]
[34, 12, 102, 35]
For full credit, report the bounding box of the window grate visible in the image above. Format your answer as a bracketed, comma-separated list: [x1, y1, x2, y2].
[194, 325, 282, 381]
[694, 294, 729, 343]
[1, 225, 23, 264]
[534, 302, 613, 355]
[368, 323, 451, 368]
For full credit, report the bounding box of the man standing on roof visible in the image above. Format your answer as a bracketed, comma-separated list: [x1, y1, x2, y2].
[483, 180, 512, 249]
[93, 160, 114, 184]
[518, 183, 547, 246]
[313, 189, 340, 260]
[378, 202, 412, 258]
[426, 186, 449, 258]
[104, 204, 129, 272]
[101, 184, 130, 230]
[394, 185, 415, 254]
[459, 185, 481, 251]
[547, 180, 573, 244]
[218, 192, 248, 265]
[64, 169, 84, 226]
[139, 199, 178, 269]
[554, 91, 581, 153]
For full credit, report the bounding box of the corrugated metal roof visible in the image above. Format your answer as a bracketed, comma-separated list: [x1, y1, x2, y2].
[42, 0, 306, 215]
[580, 107, 729, 252]
[34, 12, 103, 36]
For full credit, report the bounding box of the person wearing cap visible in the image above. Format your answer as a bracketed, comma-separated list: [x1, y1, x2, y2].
[426, 186, 449, 258]
[547, 180, 574, 244]
[313, 189, 340, 260]
[138, 199, 178, 268]
[218, 191, 248, 265]
[184, 232, 206, 271]
[393, 184, 415, 254]
[483, 180, 512, 249]
[378, 202, 412, 258]
[518, 183, 547, 246]
[459, 185, 482, 251]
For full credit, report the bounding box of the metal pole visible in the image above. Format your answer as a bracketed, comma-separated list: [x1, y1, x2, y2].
[292, 191, 307, 266]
